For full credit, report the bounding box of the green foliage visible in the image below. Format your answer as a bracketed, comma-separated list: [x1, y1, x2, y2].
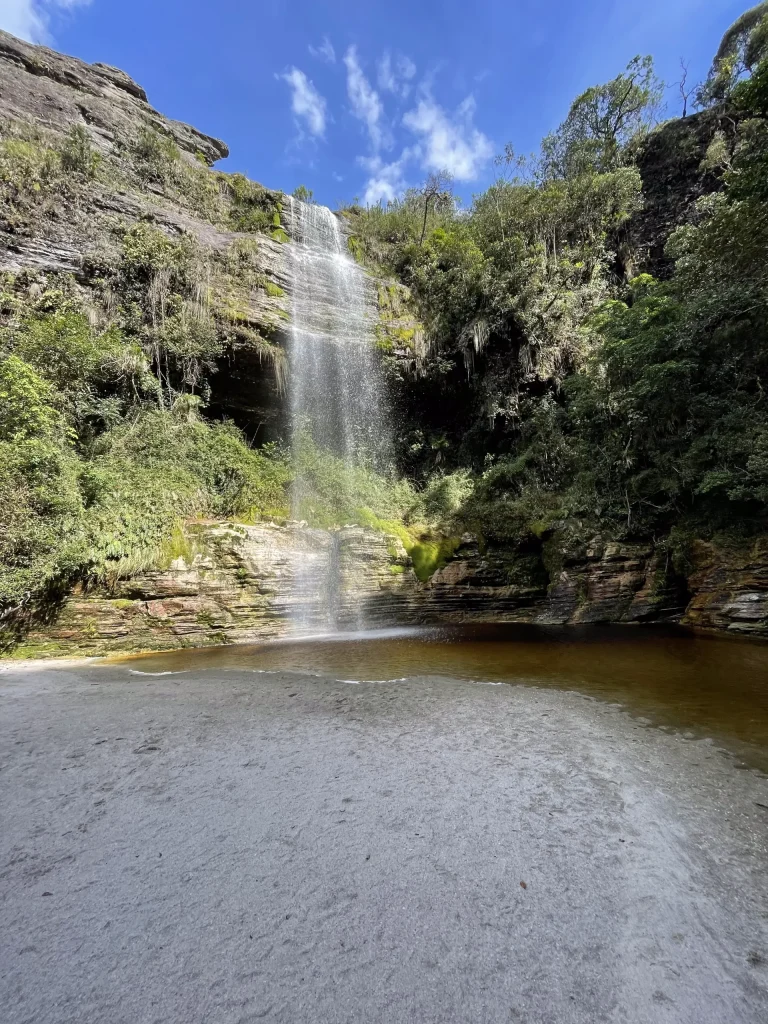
[0, 131, 64, 232]
[221, 174, 285, 234]
[80, 412, 290, 582]
[341, 187, 458, 272]
[115, 223, 224, 401]
[541, 56, 664, 178]
[698, 2, 768, 105]
[60, 125, 101, 178]
[0, 136, 59, 193]
[360, 39, 768, 549]
[131, 126, 181, 183]
[0, 270, 292, 616]
[292, 184, 314, 203]
[5, 310, 129, 433]
[0, 376, 292, 613]
[355, 508, 459, 582]
[0, 355, 85, 609]
[291, 433, 415, 528]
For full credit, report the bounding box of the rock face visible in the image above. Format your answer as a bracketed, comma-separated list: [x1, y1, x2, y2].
[19, 524, 768, 657]
[0, 31, 228, 165]
[537, 537, 688, 625]
[682, 539, 768, 635]
[628, 108, 736, 277]
[17, 524, 422, 656]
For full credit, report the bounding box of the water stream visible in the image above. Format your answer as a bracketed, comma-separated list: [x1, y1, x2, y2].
[284, 197, 392, 631]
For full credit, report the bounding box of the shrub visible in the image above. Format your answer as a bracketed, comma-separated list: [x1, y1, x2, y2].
[60, 125, 101, 179]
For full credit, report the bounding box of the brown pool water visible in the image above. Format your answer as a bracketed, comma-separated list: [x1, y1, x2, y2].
[116, 624, 768, 771]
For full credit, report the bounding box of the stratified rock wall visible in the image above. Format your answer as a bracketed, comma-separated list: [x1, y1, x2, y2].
[538, 537, 688, 626]
[17, 524, 422, 656]
[682, 539, 768, 635]
[0, 31, 228, 164]
[17, 524, 766, 657]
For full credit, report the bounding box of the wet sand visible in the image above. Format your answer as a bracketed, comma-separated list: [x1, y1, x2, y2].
[2, 660, 768, 1023]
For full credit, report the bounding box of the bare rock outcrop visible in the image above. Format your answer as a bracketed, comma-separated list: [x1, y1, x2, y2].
[0, 30, 227, 164]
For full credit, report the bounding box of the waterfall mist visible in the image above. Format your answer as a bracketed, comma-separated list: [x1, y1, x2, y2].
[284, 196, 393, 630]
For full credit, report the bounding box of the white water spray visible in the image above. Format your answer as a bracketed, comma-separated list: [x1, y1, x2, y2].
[284, 197, 392, 630]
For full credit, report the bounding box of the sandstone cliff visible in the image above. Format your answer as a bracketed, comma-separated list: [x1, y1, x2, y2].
[2, 33, 767, 654]
[0, 30, 291, 437]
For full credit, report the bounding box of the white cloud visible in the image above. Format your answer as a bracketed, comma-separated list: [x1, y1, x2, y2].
[1, 0, 91, 44]
[377, 53, 397, 93]
[359, 150, 412, 206]
[378, 51, 416, 99]
[403, 94, 493, 181]
[344, 45, 386, 150]
[398, 56, 416, 81]
[308, 36, 335, 64]
[280, 67, 327, 138]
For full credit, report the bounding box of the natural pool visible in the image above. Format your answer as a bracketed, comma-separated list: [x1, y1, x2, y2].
[122, 623, 768, 772]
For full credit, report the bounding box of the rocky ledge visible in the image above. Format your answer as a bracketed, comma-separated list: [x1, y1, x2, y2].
[0, 31, 228, 164]
[11, 524, 767, 657]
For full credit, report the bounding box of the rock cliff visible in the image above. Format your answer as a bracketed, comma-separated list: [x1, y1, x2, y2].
[0, 29, 291, 438]
[2, 33, 767, 655]
[14, 522, 767, 657]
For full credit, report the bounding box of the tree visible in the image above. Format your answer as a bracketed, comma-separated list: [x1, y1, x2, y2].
[418, 171, 454, 244]
[541, 56, 664, 179]
[698, 1, 768, 105]
[292, 184, 315, 204]
[678, 59, 693, 117]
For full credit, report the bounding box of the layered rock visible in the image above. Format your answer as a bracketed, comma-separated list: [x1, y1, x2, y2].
[538, 537, 688, 625]
[23, 523, 767, 658]
[0, 31, 228, 165]
[682, 539, 768, 635]
[17, 524, 421, 656]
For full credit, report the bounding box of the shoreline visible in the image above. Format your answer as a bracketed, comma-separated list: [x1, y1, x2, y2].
[2, 665, 767, 1023]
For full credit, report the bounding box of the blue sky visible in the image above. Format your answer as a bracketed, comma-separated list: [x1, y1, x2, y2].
[1, 0, 750, 207]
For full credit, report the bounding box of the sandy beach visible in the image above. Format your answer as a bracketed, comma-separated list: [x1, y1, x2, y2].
[2, 660, 768, 1023]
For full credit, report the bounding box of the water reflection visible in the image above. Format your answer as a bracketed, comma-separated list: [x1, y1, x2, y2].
[115, 624, 768, 771]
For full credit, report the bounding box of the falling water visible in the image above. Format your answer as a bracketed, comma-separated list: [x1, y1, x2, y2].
[284, 196, 392, 630]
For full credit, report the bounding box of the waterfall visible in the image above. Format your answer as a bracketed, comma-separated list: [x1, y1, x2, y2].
[284, 196, 392, 631]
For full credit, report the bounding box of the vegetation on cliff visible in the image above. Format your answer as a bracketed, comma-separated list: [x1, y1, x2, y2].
[346, 7, 768, 557]
[2, 6, 768, 635]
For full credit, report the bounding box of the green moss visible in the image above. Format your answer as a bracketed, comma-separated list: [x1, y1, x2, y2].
[409, 537, 460, 581]
[389, 564, 406, 575]
[270, 227, 289, 243]
[158, 523, 201, 568]
[263, 280, 285, 298]
[355, 507, 459, 582]
[111, 599, 136, 611]
[528, 519, 554, 540]
[348, 235, 363, 261]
